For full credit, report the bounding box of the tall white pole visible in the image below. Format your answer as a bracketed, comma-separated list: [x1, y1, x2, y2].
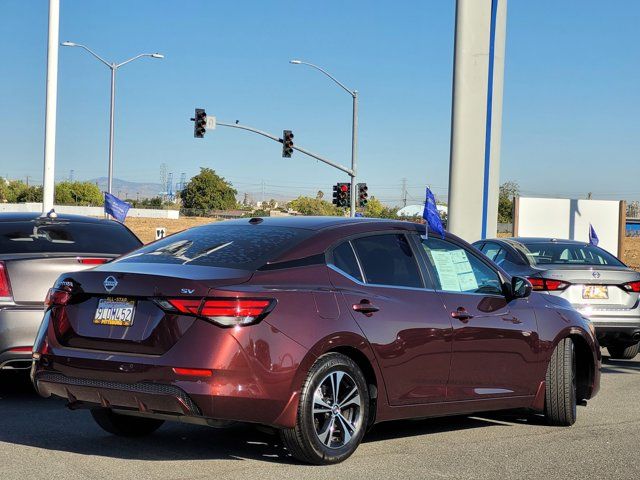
[42, 0, 60, 214]
[447, 0, 507, 241]
[108, 67, 116, 194]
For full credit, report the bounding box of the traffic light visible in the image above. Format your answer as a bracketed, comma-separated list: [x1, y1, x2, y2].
[332, 182, 350, 208]
[282, 130, 294, 157]
[357, 183, 368, 207]
[192, 108, 206, 138]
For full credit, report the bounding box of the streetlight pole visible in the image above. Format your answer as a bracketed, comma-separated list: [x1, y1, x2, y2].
[290, 60, 358, 217]
[61, 42, 163, 194]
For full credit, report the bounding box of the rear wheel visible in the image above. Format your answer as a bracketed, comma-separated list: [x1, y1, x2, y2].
[91, 408, 164, 437]
[280, 353, 369, 465]
[607, 342, 640, 360]
[544, 338, 577, 426]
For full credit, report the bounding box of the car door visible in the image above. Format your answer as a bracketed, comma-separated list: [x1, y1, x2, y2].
[419, 236, 539, 402]
[327, 233, 453, 406]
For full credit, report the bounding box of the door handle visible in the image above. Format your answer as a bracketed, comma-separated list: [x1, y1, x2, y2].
[353, 300, 380, 317]
[451, 307, 473, 322]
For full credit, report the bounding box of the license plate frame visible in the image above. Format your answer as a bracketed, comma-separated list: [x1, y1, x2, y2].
[582, 285, 608, 300]
[94, 297, 136, 326]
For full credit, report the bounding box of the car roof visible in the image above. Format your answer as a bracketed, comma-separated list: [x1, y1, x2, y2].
[0, 212, 119, 225]
[502, 237, 592, 246]
[218, 216, 424, 231]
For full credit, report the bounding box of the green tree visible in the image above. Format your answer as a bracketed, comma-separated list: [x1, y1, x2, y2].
[363, 197, 399, 219]
[498, 181, 519, 223]
[16, 184, 43, 202]
[55, 181, 103, 205]
[0, 179, 9, 202]
[181, 168, 237, 215]
[287, 196, 341, 216]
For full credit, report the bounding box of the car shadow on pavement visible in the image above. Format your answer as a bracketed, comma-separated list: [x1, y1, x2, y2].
[0, 375, 527, 464]
[600, 355, 640, 375]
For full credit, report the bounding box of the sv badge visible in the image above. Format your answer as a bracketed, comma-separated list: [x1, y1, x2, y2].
[181, 288, 195, 294]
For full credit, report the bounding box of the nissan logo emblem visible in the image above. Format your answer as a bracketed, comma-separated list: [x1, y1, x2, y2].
[103, 276, 118, 293]
[592, 271, 601, 279]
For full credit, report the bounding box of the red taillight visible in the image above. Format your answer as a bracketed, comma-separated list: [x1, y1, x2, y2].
[77, 257, 109, 265]
[527, 277, 569, 291]
[45, 288, 71, 307]
[172, 367, 213, 377]
[622, 281, 640, 293]
[168, 299, 202, 315]
[0, 262, 13, 301]
[166, 298, 274, 327]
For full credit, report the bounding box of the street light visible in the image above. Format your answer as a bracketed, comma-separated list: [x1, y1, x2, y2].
[61, 41, 164, 194]
[290, 59, 358, 217]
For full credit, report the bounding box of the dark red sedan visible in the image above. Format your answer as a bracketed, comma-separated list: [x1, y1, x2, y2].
[32, 217, 600, 464]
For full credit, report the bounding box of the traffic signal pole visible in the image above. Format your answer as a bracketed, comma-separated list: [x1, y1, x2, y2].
[215, 121, 355, 177]
[349, 91, 358, 218]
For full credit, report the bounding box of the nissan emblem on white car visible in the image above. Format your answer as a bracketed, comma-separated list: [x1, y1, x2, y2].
[103, 276, 118, 293]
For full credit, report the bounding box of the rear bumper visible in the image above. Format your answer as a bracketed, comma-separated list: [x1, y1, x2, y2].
[575, 309, 640, 346]
[34, 371, 202, 416]
[591, 322, 640, 346]
[0, 306, 44, 370]
[31, 315, 311, 428]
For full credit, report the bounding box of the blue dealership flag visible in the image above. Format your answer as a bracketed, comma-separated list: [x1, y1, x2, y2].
[423, 187, 445, 239]
[104, 192, 131, 223]
[589, 223, 599, 246]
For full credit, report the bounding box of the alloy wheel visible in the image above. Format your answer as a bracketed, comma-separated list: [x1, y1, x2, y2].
[312, 370, 363, 449]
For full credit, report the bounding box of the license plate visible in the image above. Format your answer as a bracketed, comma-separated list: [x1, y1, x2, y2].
[582, 285, 608, 300]
[94, 297, 136, 326]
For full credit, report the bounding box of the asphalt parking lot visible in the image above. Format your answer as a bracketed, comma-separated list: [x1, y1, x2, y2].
[1, 353, 639, 480]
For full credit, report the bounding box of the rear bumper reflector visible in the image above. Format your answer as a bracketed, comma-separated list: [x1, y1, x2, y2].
[172, 367, 213, 378]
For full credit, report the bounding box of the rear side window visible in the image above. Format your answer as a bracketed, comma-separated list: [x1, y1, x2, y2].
[520, 242, 625, 267]
[330, 241, 363, 282]
[0, 221, 141, 254]
[351, 234, 423, 288]
[481, 242, 502, 261]
[117, 224, 312, 270]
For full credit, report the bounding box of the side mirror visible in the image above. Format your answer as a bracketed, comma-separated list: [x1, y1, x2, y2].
[510, 276, 532, 299]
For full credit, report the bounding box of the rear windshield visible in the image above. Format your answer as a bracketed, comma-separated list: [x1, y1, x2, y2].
[116, 224, 312, 270]
[0, 220, 141, 255]
[519, 242, 625, 267]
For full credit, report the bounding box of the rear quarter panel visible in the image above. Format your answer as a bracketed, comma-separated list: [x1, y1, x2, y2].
[241, 265, 388, 424]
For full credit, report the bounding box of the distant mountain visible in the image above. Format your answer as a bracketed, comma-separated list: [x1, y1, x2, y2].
[90, 178, 163, 200]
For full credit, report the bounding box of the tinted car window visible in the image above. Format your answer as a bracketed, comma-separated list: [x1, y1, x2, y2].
[481, 242, 502, 261]
[351, 234, 422, 288]
[0, 220, 141, 254]
[519, 242, 625, 267]
[330, 241, 363, 282]
[117, 224, 311, 270]
[422, 237, 503, 295]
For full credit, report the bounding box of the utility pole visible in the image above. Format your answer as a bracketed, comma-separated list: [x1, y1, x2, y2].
[261, 180, 265, 204]
[26, 175, 30, 187]
[401, 178, 408, 207]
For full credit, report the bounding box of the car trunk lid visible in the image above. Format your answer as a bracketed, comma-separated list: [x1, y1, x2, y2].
[3, 253, 115, 305]
[51, 264, 253, 354]
[533, 266, 640, 310]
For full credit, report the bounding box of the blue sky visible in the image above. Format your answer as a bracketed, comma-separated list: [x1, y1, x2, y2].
[0, 0, 638, 204]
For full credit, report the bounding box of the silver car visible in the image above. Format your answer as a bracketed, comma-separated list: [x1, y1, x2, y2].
[0, 212, 141, 371]
[473, 237, 640, 359]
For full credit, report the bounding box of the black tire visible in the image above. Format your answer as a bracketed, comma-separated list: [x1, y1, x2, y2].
[91, 408, 164, 437]
[607, 342, 640, 360]
[280, 353, 369, 465]
[544, 338, 577, 426]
